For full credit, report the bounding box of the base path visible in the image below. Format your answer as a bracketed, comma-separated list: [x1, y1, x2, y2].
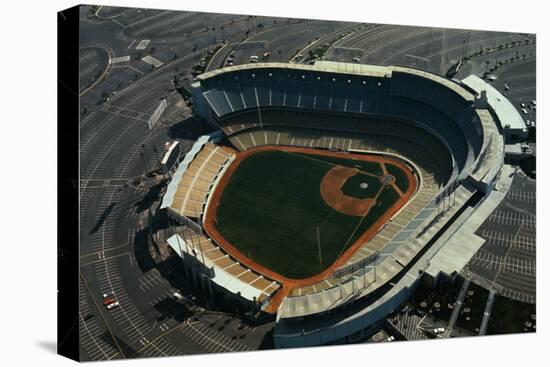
[203, 145, 417, 313]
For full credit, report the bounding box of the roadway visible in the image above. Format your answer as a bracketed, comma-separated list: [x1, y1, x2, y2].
[326, 24, 530, 75]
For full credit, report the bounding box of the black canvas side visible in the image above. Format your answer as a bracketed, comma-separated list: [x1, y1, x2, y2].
[57, 5, 80, 362]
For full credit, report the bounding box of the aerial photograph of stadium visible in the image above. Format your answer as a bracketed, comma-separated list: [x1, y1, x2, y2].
[63, 3, 536, 361]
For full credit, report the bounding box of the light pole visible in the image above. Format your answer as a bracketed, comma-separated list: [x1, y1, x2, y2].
[140, 151, 147, 176]
[152, 146, 159, 172]
[141, 143, 148, 175]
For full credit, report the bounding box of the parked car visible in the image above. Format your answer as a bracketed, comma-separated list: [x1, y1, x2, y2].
[102, 291, 119, 309]
[106, 301, 120, 310]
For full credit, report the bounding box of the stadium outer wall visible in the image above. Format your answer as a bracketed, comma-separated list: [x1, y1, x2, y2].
[186, 62, 506, 347]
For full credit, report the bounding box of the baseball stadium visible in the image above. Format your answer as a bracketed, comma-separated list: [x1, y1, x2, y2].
[160, 61, 511, 347]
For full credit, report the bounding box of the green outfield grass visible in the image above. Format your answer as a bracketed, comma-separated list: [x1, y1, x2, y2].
[214, 150, 408, 279]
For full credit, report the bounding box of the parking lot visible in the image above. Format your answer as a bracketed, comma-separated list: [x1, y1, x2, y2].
[464, 173, 536, 304]
[75, 5, 536, 359]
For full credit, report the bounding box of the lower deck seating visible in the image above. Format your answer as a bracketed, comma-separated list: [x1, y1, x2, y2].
[221, 109, 454, 184]
[178, 227, 280, 303]
[170, 143, 234, 219]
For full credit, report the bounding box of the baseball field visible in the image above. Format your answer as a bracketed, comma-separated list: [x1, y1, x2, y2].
[205, 146, 415, 280]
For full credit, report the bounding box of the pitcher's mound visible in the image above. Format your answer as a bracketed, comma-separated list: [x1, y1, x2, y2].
[320, 166, 375, 216]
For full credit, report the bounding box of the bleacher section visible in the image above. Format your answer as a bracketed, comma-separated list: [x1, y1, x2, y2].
[167, 229, 280, 304]
[167, 143, 235, 219]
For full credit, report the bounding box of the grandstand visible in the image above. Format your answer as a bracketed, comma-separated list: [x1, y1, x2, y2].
[165, 61, 507, 346]
[162, 139, 235, 220]
[162, 135, 281, 307]
[167, 228, 280, 305]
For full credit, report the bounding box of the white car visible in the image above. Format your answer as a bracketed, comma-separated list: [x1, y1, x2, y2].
[172, 292, 183, 300]
[504, 84, 510, 91]
[521, 108, 528, 114]
[433, 327, 445, 334]
[352, 57, 361, 62]
[532, 100, 536, 106]
[386, 336, 395, 342]
[520, 103, 526, 108]
[487, 75, 497, 81]
[106, 301, 120, 310]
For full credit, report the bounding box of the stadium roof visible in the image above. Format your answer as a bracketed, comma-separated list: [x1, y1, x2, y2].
[461, 75, 527, 133]
[393, 66, 474, 102]
[197, 61, 393, 81]
[197, 62, 475, 103]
